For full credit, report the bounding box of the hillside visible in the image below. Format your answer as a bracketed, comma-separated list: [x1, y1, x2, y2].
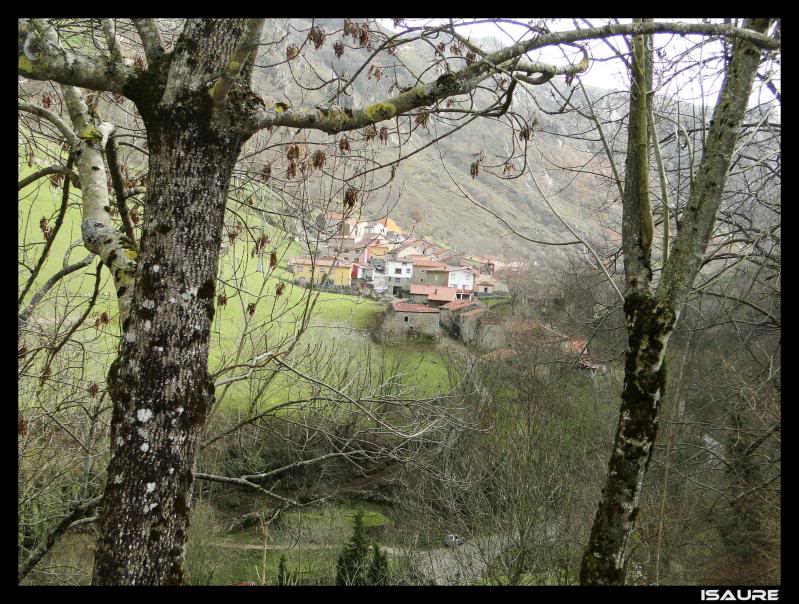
[248, 19, 622, 264]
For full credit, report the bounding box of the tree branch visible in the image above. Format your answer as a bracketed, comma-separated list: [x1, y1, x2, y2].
[658, 18, 772, 310]
[132, 18, 166, 64]
[209, 18, 264, 110]
[18, 153, 75, 307]
[18, 253, 95, 336]
[18, 495, 103, 583]
[18, 101, 79, 147]
[194, 472, 300, 506]
[105, 134, 138, 250]
[18, 19, 134, 93]
[101, 19, 124, 64]
[18, 164, 80, 191]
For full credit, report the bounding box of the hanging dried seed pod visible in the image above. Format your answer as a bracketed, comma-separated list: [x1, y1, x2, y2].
[344, 187, 358, 210]
[308, 25, 326, 49]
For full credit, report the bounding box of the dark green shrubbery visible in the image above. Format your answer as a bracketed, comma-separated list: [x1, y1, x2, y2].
[336, 510, 389, 585]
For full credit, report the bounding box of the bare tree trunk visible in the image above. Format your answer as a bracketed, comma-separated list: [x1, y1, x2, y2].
[92, 19, 254, 585]
[580, 18, 771, 585]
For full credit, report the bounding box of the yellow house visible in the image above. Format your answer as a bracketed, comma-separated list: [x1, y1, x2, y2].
[379, 216, 403, 234]
[368, 244, 390, 258]
[290, 257, 352, 287]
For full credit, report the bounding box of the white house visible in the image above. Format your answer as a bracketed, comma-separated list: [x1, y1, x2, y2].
[447, 266, 476, 295]
[353, 220, 389, 239]
[371, 270, 389, 293]
[385, 259, 414, 295]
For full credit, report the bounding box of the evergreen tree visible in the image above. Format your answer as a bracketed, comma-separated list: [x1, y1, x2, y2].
[276, 554, 288, 586]
[336, 510, 372, 585]
[368, 544, 390, 585]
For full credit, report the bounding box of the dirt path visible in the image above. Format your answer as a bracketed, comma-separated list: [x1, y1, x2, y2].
[219, 537, 501, 585]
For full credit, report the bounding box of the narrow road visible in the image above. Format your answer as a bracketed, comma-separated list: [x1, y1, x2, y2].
[219, 535, 504, 585]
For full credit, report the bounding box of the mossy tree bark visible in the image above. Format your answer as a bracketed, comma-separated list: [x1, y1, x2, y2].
[580, 18, 772, 585]
[91, 19, 255, 585]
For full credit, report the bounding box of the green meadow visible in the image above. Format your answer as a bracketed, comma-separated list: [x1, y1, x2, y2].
[19, 162, 452, 413]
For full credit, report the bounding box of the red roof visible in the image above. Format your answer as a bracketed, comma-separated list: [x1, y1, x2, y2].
[445, 265, 477, 274]
[391, 300, 439, 313]
[441, 300, 478, 311]
[462, 308, 486, 318]
[411, 259, 447, 270]
[409, 284, 457, 301]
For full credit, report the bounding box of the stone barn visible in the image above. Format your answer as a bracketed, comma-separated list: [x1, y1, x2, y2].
[380, 299, 440, 340]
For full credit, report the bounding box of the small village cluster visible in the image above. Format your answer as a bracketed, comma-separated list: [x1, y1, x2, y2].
[288, 211, 603, 375]
[288, 210, 510, 300]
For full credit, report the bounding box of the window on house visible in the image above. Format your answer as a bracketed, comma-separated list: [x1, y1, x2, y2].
[406, 268, 411, 274]
[395, 268, 402, 275]
[484, 287, 489, 292]
[404, 316, 408, 322]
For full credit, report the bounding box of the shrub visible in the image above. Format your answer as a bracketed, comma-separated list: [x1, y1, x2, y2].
[335, 510, 389, 585]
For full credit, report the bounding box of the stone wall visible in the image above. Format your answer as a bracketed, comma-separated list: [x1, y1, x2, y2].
[380, 309, 439, 340]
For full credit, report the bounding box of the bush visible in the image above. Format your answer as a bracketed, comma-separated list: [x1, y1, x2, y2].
[276, 554, 299, 586]
[335, 510, 389, 585]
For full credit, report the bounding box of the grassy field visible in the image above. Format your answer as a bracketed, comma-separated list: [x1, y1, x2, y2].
[19, 162, 452, 412]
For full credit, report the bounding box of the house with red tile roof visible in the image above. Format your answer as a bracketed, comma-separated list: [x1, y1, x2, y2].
[379, 298, 440, 341]
[436, 299, 483, 339]
[408, 284, 458, 307]
[410, 257, 449, 287]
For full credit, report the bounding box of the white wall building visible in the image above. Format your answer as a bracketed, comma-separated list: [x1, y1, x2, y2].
[385, 259, 414, 295]
[353, 220, 389, 239]
[371, 270, 389, 293]
[447, 267, 476, 294]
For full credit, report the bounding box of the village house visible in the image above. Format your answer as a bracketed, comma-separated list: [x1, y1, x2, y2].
[447, 266, 477, 298]
[385, 239, 425, 261]
[385, 258, 414, 295]
[290, 256, 352, 287]
[408, 284, 458, 307]
[351, 261, 368, 282]
[367, 242, 391, 269]
[462, 254, 496, 274]
[379, 299, 440, 341]
[474, 277, 494, 295]
[473, 274, 509, 296]
[458, 306, 488, 342]
[439, 299, 482, 336]
[371, 269, 389, 293]
[313, 210, 358, 237]
[409, 257, 449, 286]
[319, 235, 364, 263]
[436, 248, 464, 265]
